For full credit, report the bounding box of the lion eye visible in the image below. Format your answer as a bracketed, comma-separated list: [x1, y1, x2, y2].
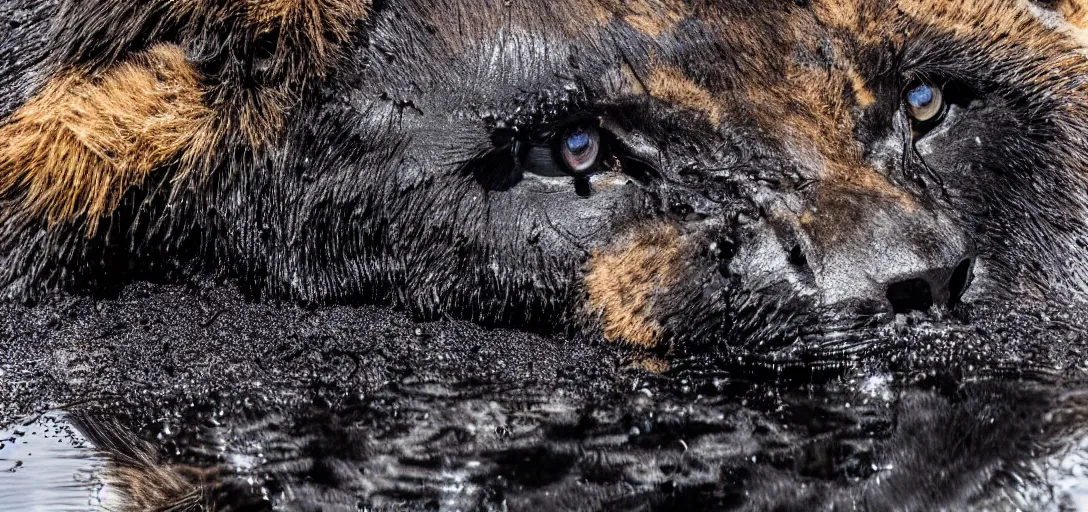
[905, 81, 945, 124]
[558, 127, 601, 174]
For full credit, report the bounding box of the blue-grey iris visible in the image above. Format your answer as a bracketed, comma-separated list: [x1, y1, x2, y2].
[559, 127, 601, 173]
[907, 84, 934, 109]
[566, 131, 592, 154]
[905, 82, 944, 123]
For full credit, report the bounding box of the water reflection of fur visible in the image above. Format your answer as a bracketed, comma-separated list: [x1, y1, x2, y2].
[72, 416, 226, 512]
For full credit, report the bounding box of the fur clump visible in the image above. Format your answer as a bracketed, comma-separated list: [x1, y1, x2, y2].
[646, 65, 722, 126]
[0, 0, 372, 231]
[0, 44, 206, 233]
[0, 0, 373, 297]
[171, 0, 372, 181]
[585, 224, 687, 347]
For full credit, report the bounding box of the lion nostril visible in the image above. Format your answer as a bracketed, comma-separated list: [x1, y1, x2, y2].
[948, 258, 974, 303]
[787, 244, 808, 267]
[879, 258, 973, 314]
[885, 278, 934, 314]
[714, 238, 737, 277]
[574, 178, 592, 197]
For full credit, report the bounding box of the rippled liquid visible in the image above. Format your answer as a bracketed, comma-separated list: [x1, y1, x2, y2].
[0, 413, 107, 511]
[5, 382, 1088, 511]
[6, 284, 1088, 510]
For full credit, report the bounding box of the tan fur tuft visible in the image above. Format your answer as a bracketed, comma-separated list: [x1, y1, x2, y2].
[585, 224, 685, 348]
[1056, 0, 1088, 28]
[623, 0, 691, 37]
[247, 0, 371, 71]
[625, 356, 671, 374]
[647, 66, 722, 126]
[848, 68, 876, 108]
[172, 0, 373, 181]
[0, 44, 208, 232]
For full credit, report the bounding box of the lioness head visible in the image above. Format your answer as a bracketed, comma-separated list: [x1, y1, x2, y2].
[3, 0, 1088, 355]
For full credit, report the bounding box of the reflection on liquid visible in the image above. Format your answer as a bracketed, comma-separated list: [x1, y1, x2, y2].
[0, 413, 106, 511]
[3, 283, 1088, 511]
[7, 376, 1088, 511]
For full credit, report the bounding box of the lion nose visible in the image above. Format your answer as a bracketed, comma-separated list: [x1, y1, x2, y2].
[882, 258, 974, 313]
[793, 191, 975, 314]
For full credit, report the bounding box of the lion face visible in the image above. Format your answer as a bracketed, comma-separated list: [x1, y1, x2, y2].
[4, 0, 1088, 353]
[294, 0, 1088, 351]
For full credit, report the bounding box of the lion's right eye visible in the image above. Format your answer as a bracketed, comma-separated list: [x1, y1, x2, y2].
[905, 81, 946, 126]
[520, 122, 615, 179]
[558, 127, 601, 174]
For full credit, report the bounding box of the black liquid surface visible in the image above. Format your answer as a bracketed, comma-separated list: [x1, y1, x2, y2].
[4, 282, 1088, 511]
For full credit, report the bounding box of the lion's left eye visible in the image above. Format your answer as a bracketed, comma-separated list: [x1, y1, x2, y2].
[905, 81, 945, 124]
[558, 127, 601, 174]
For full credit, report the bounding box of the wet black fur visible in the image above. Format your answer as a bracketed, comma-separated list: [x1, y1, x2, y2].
[4, 1, 1088, 357]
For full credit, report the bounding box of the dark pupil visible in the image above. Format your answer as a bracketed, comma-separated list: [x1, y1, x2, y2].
[907, 85, 934, 108]
[566, 132, 591, 154]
